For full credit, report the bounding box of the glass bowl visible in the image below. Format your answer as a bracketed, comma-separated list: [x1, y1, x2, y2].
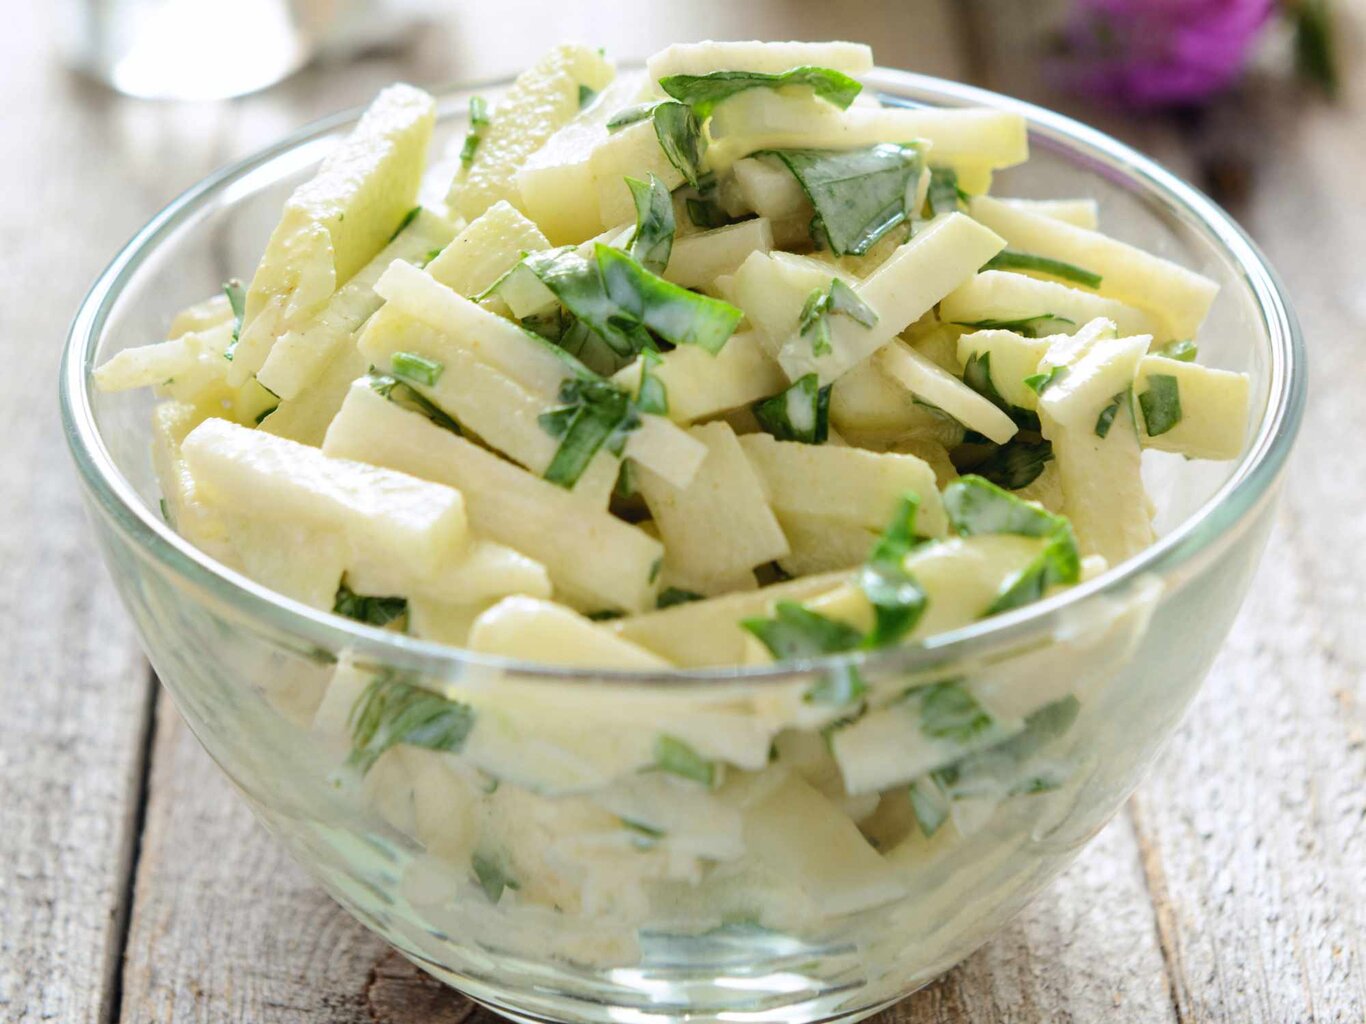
[60, 68, 1304, 1024]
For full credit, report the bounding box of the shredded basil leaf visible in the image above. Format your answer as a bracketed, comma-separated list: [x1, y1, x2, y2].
[658, 65, 862, 118]
[538, 377, 639, 488]
[597, 243, 742, 353]
[797, 278, 878, 357]
[925, 167, 963, 217]
[222, 279, 245, 361]
[586, 609, 624, 621]
[653, 734, 716, 786]
[752, 374, 831, 444]
[652, 101, 705, 188]
[743, 601, 864, 660]
[954, 314, 1076, 338]
[919, 680, 994, 744]
[973, 439, 1053, 491]
[961, 350, 1041, 431]
[388, 205, 422, 243]
[366, 370, 463, 435]
[983, 251, 1102, 289]
[933, 696, 1080, 802]
[471, 851, 519, 903]
[909, 777, 950, 837]
[348, 671, 474, 775]
[759, 143, 926, 255]
[1094, 389, 1131, 439]
[686, 196, 733, 229]
[859, 493, 930, 647]
[578, 83, 597, 109]
[1139, 373, 1182, 436]
[607, 101, 664, 132]
[634, 348, 669, 416]
[460, 96, 490, 166]
[1156, 338, 1198, 362]
[625, 173, 675, 275]
[657, 587, 704, 609]
[333, 582, 407, 628]
[391, 350, 444, 387]
[1023, 365, 1067, 395]
[253, 404, 278, 426]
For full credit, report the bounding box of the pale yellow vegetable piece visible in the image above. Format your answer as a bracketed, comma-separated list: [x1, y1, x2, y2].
[590, 120, 685, 230]
[256, 207, 453, 400]
[728, 250, 842, 356]
[608, 572, 850, 667]
[233, 83, 436, 384]
[517, 71, 653, 244]
[469, 597, 670, 669]
[1039, 334, 1155, 565]
[877, 339, 1018, 444]
[406, 595, 494, 648]
[1002, 197, 1099, 230]
[216, 514, 349, 611]
[828, 359, 964, 449]
[731, 156, 808, 220]
[969, 195, 1219, 339]
[447, 44, 615, 221]
[776, 213, 1006, 384]
[956, 327, 1053, 410]
[150, 401, 220, 548]
[347, 539, 553, 608]
[181, 417, 467, 582]
[611, 331, 786, 424]
[775, 511, 878, 577]
[940, 270, 1163, 340]
[636, 422, 790, 595]
[620, 413, 708, 490]
[426, 199, 549, 297]
[323, 383, 663, 613]
[646, 40, 873, 79]
[739, 433, 948, 536]
[257, 338, 368, 447]
[1134, 355, 1249, 460]
[168, 293, 231, 339]
[664, 219, 774, 289]
[94, 335, 202, 393]
[357, 304, 617, 507]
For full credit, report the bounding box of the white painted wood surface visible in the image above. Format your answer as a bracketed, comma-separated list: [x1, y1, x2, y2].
[4, 1, 1360, 1021]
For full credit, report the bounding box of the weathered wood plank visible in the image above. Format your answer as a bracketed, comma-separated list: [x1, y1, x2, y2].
[966, 1, 1366, 1021]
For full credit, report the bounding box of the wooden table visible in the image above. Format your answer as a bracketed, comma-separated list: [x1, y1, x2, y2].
[4, 1, 1362, 1021]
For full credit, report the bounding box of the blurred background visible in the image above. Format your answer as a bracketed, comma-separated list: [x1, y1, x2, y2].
[5, 3, 1362, 1023]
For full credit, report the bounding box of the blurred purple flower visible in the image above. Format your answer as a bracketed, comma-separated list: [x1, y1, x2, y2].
[1059, 0, 1276, 108]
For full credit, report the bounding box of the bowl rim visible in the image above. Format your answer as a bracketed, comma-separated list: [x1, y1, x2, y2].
[60, 66, 1306, 686]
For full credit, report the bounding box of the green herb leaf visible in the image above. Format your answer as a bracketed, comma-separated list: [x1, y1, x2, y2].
[685, 196, 732, 229]
[961, 350, 1041, 431]
[596, 243, 742, 353]
[586, 609, 624, 621]
[1292, 0, 1338, 96]
[944, 474, 1071, 541]
[1094, 389, 1131, 439]
[652, 101, 706, 188]
[657, 587, 704, 608]
[391, 350, 444, 387]
[859, 558, 927, 648]
[759, 143, 926, 255]
[634, 349, 669, 415]
[919, 681, 994, 744]
[983, 250, 1102, 289]
[158, 498, 171, 524]
[625, 173, 675, 275]
[1023, 365, 1068, 395]
[1156, 338, 1197, 362]
[521, 247, 652, 368]
[954, 314, 1076, 338]
[460, 96, 490, 166]
[653, 734, 716, 786]
[932, 696, 1080, 802]
[925, 167, 962, 217]
[538, 376, 639, 488]
[973, 439, 1053, 491]
[986, 528, 1081, 614]
[222, 278, 245, 361]
[799, 287, 834, 356]
[742, 600, 864, 660]
[827, 278, 878, 326]
[348, 671, 474, 775]
[658, 65, 862, 118]
[1138, 373, 1182, 436]
[253, 404, 278, 426]
[607, 101, 664, 132]
[471, 851, 519, 903]
[805, 666, 868, 707]
[366, 370, 463, 435]
[388, 205, 422, 243]
[578, 83, 598, 109]
[751, 373, 831, 444]
[908, 776, 950, 837]
[333, 582, 408, 628]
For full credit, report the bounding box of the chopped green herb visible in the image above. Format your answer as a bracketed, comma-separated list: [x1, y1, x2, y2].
[333, 582, 407, 628]
[658, 65, 862, 118]
[613, 458, 637, 499]
[648, 557, 663, 584]
[797, 278, 878, 357]
[908, 777, 950, 837]
[1094, 389, 1131, 439]
[657, 587, 704, 609]
[919, 681, 994, 744]
[742, 600, 864, 661]
[1156, 338, 1197, 362]
[973, 439, 1053, 491]
[961, 350, 1041, 431]
[253, 404, 278, 426]
[460, 96, 490, 166]
[158, 498, 171, 524]
[859, 493, 929, 647]
[586, 609, 624, 621]
[620, 818, 665, 848]
[391, 350, 444, 387]
[1138, 373, 1182, 436]
[607, 101, 664, 132]
[954, 314, 1076, 338]
[538, 377, 639, 488]
[988, 528, 1082, 614]
[625, 174, 675, 275]
[805, 667, 868, 707]
[635, 349, 669, 416]
[388, 205, 422, 243]
[1292, 0, 1338, 96]
[653, 734, 716, 786]
[983, 250, 1102, 289]
[751, 374, 831, 444]
[933, 696, 1080, 802]
[578, 83, 598, 109]
[1024, 365, 1068, 395]
[685, 196, 732, 229]
[348, 671, 474, 775]
[366, 370, 463, 435]
[925, 167, 962, 217]
[222, 278, 245, 361]
[597, 243, 742, 353]
[652, 101, 706, 188]
[759, 143, 926, 255]
[420, 246, 446, 266]
[471, 851, 519, 903]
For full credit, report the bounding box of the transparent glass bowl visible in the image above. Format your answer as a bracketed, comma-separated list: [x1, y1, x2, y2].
[60, 69, 1304, 1024]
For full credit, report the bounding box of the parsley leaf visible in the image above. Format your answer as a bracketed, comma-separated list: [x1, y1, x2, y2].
[348, 671, 474, 775]
[625, 174, 676, 275]
[1138, 373, 1182, 436]
[333, 582, 407, 628]
[759, 143, 926, 255]
[658, 66, 862, 118]
[752, 373, 831, 444]
[983, 251, 1102, 289]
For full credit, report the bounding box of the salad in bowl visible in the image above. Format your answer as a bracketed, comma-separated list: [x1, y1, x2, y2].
[69, 37, 1296, 1024]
